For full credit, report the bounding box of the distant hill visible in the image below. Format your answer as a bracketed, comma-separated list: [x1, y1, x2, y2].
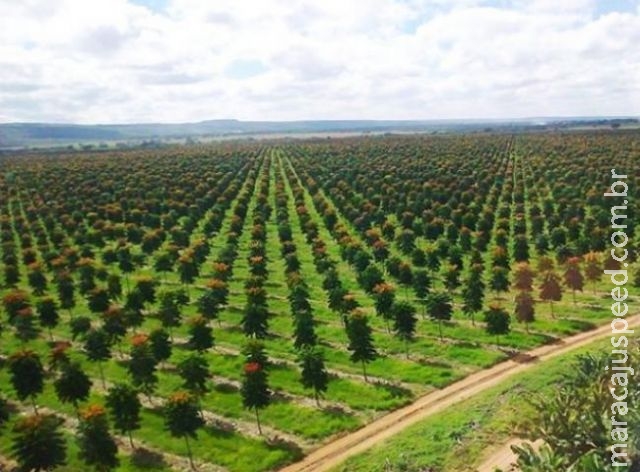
[0, 117, 637, 149]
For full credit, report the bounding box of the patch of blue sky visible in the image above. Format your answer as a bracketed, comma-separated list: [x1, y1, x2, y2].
[225, 59, 268, 79]
[129, 0, 168, 13]
[594, 0, 638, 17]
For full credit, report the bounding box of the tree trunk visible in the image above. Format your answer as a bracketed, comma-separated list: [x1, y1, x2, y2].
[255, 408, 262, 435]
[361, 361, 368, 383]
[31, 396, 39, 415]
[128, 430, 134, 449]
[185, 435, 195, 470]
[98, 361, 106, 389]
[438, 320, 443, 341]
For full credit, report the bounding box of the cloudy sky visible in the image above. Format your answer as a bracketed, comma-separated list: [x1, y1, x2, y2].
[1, 0, 639, 123]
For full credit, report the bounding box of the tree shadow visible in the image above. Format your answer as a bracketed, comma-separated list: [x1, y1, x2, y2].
[265, 436, 304, 461]
[372, 381, 412, 398]
[510, 352, 539, 364]
[214, 382, 238, 394]
[130, 447, 168, 469]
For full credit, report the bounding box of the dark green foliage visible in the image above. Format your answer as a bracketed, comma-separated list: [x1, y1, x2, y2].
[77, 405, 119, 472]
[70, 316, 92, 341]
[8, 350, 44, 412]
[128, 339, 158, 397]
[164, 392, 204, 469]
[105, 383, 141, 447]
[345, 312, 377, 381]
[484, 305, 511, 345]
[392, 301, 417, 355]
[241, 302, 269, 339]
[426, 291, 453, 341]
[298, 347, 329, 405]
[461, 268, 485, 325]
[148, 328, 172, 363]
[54, 362, 92, 410]
[11, 414, 67, 471]
[187, 316, 214, 352]
[293, 309, 317, 349]
[241, 361, 271, 434]
[36, 297, 59, 339]
[87, 287, 110, 314]
[0, 397, 10, 428]
[177, 354, 210, 397]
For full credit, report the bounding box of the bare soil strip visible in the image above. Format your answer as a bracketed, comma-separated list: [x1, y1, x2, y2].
[476, 438, 543, 472]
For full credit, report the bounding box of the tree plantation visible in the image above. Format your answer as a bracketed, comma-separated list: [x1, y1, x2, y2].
[0, 131, 638, 472]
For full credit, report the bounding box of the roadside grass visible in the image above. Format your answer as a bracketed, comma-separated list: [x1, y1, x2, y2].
[330, 335, 632, 472]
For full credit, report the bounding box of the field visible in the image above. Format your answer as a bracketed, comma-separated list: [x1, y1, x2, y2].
[329, 334, 640, 472]
[0, 131, 638, 472]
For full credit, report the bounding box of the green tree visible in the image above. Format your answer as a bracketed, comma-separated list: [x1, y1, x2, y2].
[0, 396, 9, 428]
[84, 328, 112, 389]
[187, 316, 214, 352]
[391, 301, 417, 356]
[105, 383, 141, 448]
[177, 354, 210, 410]
[298, 347, 329, 406]
[148, 328, 172, 366]
[373, 282, 395, 332]
[241, 361, 271, 434]
[27, 263, 48, 296]
[461, 266, 485, 326]
[70, 316, 92, 341]
[8, 350, 44, 414]
[490, 266, 510, 299]
[14, 309, 39, 344]
[11, 414, 66, 471]
[164, 392, 204, 470]
[87, 287, 111, 314]
[36, 297, 60, 341]
[242, 301, 269, 339]
[56, 271, 76, 315]
[484, 305, 511, 345]
[293, 309, 317, 349]
[54, 362, 92, 416]
[128, 334, 158, 399]
[426, 291, 453, 341]
[77, 405, 119, 472]
[345, 311, 377, 381]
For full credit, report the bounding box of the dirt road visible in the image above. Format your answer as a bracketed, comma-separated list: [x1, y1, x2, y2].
[280, 315, 639, 472]
[476, 438, 543, 472]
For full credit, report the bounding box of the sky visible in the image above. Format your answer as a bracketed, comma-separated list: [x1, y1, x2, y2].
[0, 0, 639, 123]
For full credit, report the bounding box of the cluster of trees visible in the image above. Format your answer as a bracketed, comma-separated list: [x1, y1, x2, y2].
[511, 349, 640, 470]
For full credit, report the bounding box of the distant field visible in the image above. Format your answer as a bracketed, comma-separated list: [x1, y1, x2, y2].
[0, 131, 638, 471]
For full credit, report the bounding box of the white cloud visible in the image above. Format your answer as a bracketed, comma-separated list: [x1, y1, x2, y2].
[0, 0, 638, 122]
